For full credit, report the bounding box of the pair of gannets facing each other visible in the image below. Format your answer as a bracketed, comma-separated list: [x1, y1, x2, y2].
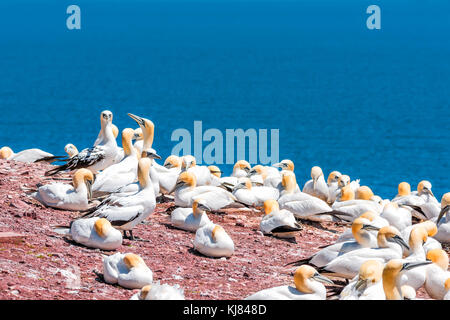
[173, 172, 237, 211]
[46, 111, 119, 176]
[171, 198, 212, 232]
[130, 282, 185, 300]
[67, 217, 123, 250]
[232, 178, 279, 207]
[245, 265, 333, 300]
[316, 226, 410, 279]
[194, 223, 235, 258]
[0, 146, 56, 163]
[286, 217, 380, 268]
[78, 157, 156, 240]
[260, 199, 302, 239]
[33, 168, 94, 211]
[103, 252, 153, 289]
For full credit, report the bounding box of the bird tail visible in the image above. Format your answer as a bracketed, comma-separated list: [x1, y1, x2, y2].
[284, 256, 313, 267]
[34, 155, 68, 164]
[45, 163, 69, 176]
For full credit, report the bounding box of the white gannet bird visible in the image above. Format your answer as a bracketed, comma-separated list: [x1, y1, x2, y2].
[286, 217, 379, 268]
[33, 168, 94, 211]
[335, 211, 389, 243]
[171, 198, 212, 232]
[339, 260, 385, 300]
[127, 113, 162, 195]
[247, 164, 279, 186]
[259, 199, 302, 239]
[302, 166, 329, 202]
[380, 202, 412, 232]
[208, 165, 223, 187]
[331, 174, 361, 202]
[316, 226, 410, 279]
[331, 185, 382, 222]
[217, 160, 251, 189]
[69, 217, 123, 250]
[0, 146, 56, 163]
[277, 171, 345, 222]
[232, 178, 279, 207]
[154, 155, 182, 194]
[400, 220, 441, 255]
[103, 252, 153, 289]
[78, 157, 156, 240]
[434, 192, 450, 243]
[130, 282, 185, 300]
[180, 155, 214, 186]
[91, 128, 140, 197]
[413, 180, 439, 203]
[173, 172, 236, 211]
[382, 259, 432, 300]
[327, 170, 342, 204]
[46, 110, 119, 175]
[245, 265, 333, 300]
[193, 223, 235, 258]
[423, 249, 450, 300]
[265, 159, 298, 190]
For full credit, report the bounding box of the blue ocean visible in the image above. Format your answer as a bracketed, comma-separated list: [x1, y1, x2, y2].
[0, 0, 449, 199]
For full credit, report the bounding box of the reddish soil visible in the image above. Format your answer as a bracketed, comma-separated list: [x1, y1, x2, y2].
[0, 160, 444, 300]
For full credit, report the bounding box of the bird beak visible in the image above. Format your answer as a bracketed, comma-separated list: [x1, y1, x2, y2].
[362, 224, 380, 232]
[313, 273, 334, 285]
[401, 260, 432, 271]
[247, 169, 257, 177]
[437, 205, 450, 227]
[313, 178, 317, 190]
[210, 170, 223, 175]
[197, 203, 211, 212]
[423, 187, 435, 198]
[272, 162, 282, 168]
[391, 235, 410, 251]
[128, 113, 146, 127]
[86, 180, 93, 200]
[243, 167, 251, 173]
[234, 183, 246, 191]
[144, 151, 162, 160]
[164, 163, 173, 169]
[354, 278, 368, 293]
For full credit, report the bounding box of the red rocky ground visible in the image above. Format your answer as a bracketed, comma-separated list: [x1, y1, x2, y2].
[0, 160, 444, 300]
